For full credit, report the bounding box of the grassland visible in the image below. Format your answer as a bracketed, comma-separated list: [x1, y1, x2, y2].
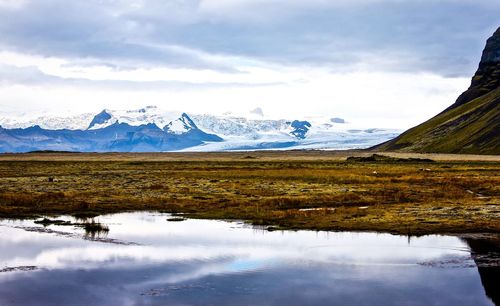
[373, 86, 500, 154]
[0, 151, 499, 235]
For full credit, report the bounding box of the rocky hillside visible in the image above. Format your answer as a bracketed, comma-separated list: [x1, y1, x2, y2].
[373, 27, 500, 155]
[452, 27, 500, 110]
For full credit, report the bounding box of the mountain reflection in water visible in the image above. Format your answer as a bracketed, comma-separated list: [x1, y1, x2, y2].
[0, 212, 497, 306]
[465, 237, 500, 306]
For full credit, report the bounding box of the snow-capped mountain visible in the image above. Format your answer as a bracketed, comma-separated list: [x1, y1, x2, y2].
[0, 107, 401, 152]
[164, 113, 198, 135]
[87, 106, 182, 130]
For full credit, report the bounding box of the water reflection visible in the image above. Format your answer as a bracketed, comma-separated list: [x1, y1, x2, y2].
[0, 212, 497, 306]
[465, 237, 500, 306]
[82, 221, 109, 240]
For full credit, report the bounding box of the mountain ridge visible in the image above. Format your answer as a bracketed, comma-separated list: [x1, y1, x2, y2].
[0, 109, 399, 152]
[373, 27, 500, 155]
[451, 27, 500, 111]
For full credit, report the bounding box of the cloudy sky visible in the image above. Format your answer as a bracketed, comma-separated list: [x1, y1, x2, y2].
[0, 0, 498, 128]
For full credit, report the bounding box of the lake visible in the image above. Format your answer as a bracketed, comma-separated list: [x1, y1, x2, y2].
[0, 212, 498, 305]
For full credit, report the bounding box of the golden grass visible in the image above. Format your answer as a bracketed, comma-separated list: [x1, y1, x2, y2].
[0, 151, 498, 235]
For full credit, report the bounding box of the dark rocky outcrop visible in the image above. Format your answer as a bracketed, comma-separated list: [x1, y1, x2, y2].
[88, 110, 113, 129]
[451, 27, 500, 110]
[289, 120, 311, 139]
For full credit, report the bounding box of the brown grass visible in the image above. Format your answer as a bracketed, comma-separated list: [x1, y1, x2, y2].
[0, 151, 498, 235]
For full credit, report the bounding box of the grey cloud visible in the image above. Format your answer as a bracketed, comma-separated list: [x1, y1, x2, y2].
[0, 0, 499, 76]
[0, 64, 282, 90]
[0, 1, 234, 71]
[0, 64, 61, 85]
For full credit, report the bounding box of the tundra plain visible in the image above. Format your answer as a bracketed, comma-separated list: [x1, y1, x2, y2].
[0, 151, 498, 235]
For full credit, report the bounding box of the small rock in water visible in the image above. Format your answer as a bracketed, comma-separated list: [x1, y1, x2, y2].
[167, 217, 186, 222]
[34, 218, 71, 226]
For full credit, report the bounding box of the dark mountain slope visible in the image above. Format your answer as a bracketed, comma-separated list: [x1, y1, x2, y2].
[452, 27, 500, 110]
[373, 27, 500, 154]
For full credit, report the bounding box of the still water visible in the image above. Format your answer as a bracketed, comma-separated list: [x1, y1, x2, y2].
[0, 212, 497, 306]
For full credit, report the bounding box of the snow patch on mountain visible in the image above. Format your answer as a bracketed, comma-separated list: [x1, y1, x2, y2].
[164, 113, 198, 134]
[190, 114, 293, 138]
[0, 113, 95, 130]
[88, 106, 182, 130]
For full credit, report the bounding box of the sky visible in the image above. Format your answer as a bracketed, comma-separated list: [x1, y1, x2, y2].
[0, 0, 499, 128]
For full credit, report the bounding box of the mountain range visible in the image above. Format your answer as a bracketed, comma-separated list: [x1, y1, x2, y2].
[0, 107, 400, 152]
[374, 27, 500, 155]
[9, 25, 498, 155]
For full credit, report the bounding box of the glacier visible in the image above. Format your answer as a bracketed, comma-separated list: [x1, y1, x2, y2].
[0, 106, 401, 152]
